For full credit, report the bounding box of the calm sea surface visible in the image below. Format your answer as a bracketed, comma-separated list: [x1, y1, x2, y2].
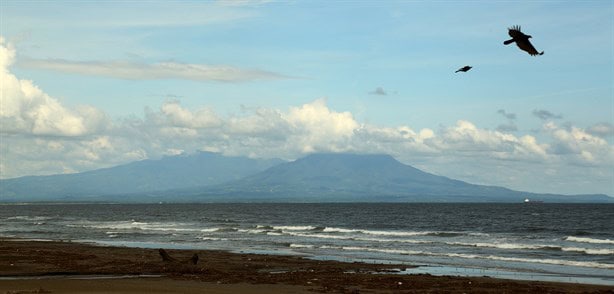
[1, 203, 612, 285]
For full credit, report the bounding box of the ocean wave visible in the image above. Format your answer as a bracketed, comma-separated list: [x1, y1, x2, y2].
[201, 237, 228, 241]
[200, 228, 220, 233]
[284, 232, 355, 240]
[359, 229, 479, 238]
[238, 229, 267, 234]
[322, 227, 361, 233]
[215, 228, 238, 232]
[353, 237, 434, 244]
[360, 230, 430, 237]
[278, 228, 482, 243]
[68, 220, 202, 233]
[320, 245, 614, 269]
[289, 244, 315, 249]
[477, 255, 614, 269]
[272, 225, 319, 231]
[561, 247, 614, 255]
[446, 241, 560, 251]
[319, 245, 422, 255]
[255, 225, 274, 230]
[6, 216, 51, 221]
[565, 236, 614, 245]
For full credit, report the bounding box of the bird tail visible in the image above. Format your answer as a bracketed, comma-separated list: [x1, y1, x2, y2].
[503, 39, 514, 45]
[539, 51, 544, 55]
[455, 70, 460, 73]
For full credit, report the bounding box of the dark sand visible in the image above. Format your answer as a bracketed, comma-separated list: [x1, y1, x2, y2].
[1, 239, 612, 293]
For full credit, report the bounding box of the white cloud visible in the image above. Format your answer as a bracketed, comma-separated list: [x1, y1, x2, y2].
[544, 122, 613, 166]
[587, 122, 614, 138]
[0, 38, 107, 137]
[159, 101, 222, 129]
[19, 59, 292, 82]
[1, 37, 612, 195]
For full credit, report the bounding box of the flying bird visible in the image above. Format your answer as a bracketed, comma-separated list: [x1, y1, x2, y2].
[503, 25, 544, 56]
[455, 66, 472, 73]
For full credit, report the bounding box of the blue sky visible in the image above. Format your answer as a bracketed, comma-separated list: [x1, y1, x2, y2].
[1, 1, 612, 195]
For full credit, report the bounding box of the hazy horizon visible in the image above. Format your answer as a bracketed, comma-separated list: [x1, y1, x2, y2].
[1, 1, 612, 195]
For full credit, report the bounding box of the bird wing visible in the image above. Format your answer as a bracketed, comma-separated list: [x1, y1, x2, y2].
[508, 26, 526, 39]
[515, 38, 541, 56]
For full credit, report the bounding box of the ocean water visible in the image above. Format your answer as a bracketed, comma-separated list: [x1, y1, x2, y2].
[1, 203, 612, 285]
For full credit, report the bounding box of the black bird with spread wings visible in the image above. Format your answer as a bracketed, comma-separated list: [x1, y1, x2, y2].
[455, 66, 472, 73]
[504, 25, 544, 56]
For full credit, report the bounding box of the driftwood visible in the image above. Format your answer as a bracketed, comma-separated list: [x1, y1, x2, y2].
[158, 248, 199, 265]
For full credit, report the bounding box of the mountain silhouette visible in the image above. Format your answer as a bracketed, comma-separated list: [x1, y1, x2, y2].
[199, 153, 611, 203]
[1, 153, 610, 203]
[0, 152, 282, 201]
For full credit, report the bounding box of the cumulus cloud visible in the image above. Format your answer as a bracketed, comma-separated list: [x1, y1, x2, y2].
[18, 58, 291, 82]
[586, 122, 614, 138]
[533, 109, 563, 121]
[2, 37, 612, 195]
[0, 38, 107, 137]
[543, 122, 613, 165]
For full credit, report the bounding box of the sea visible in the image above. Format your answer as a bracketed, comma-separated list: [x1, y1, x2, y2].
[1, 203, 613, 285]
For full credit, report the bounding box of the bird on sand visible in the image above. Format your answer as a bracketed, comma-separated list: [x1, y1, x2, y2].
[503, 25, 544, 56]
[455, 66, 472, 73]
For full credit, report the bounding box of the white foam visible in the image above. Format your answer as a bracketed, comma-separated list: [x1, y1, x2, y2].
[322, 227, 361, 233]
[238, 229, 267, 234]
[272, 225, 317, 231]
[6, 216, 51, 221]
[284, 232, 354, 240]
[561, 247, 614, 255]
[201, 237, 228, 241]
[447, 241, 557, 250]
[327, 245, 614, 269]
[200, 228, 220, 233]
[359, 229, 467, 237]
[256, 225, 274, 229]
[290, 244, 315, 249]
[565, 236, 614, 245]
[361, 230, 429, 237]
[476, 255, 614, 269]
[352, 236, 434, 244]
[341, 246, 423, 255]
[69, 220, 204, 233]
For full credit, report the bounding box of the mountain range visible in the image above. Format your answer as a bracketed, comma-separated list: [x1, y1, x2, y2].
[0, 152, 282, 201]
[0, 152, 611, 203]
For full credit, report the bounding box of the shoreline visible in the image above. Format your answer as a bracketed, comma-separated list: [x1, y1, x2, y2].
[26, 237, 614, 286]
[1, 239, 612, 293]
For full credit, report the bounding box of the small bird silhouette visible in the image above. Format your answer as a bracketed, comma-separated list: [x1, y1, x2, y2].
[503, 25, 544, 56]
[455, 66, 472, 73]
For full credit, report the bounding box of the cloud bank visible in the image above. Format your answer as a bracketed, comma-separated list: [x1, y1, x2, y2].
[1, 39, 612, 195]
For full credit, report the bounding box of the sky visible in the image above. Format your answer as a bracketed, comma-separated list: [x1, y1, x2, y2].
[1, 0, 612, 196]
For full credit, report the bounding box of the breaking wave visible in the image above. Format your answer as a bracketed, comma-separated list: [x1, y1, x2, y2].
[303, 245, 614, 269]
[565, 236, 614, 245]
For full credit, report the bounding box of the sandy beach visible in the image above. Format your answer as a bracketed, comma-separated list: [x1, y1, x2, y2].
[1, 239, 612, 293]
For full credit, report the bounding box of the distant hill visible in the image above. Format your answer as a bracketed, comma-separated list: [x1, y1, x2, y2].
[0, 152, 283, 201]
[1, 152, 611, 203]
[192, 153, 612, 203]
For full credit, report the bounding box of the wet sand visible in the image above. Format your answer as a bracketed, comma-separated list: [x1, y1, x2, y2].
[1, 239, 612, 293]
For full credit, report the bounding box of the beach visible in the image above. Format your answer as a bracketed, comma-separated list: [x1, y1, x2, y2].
[1, 239, 612, 293]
